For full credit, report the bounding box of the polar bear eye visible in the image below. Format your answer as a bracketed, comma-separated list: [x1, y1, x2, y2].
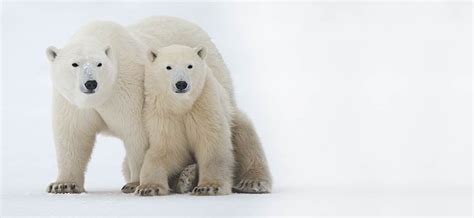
[72, 63, 79, 67]
[97, 63, 102, 67]
[187, 65, 193, 69]
[166, 66, 172, 70]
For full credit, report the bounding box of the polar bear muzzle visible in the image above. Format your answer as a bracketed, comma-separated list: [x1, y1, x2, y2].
[170, 70, 191, 94]
[83, 80, 98, 94]
[79, 63, 100, 94]
[175, 81, 188, 93]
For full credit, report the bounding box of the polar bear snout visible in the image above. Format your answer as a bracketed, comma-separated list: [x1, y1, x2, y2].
[171, 71, 191, 94]
[175, 81, 188, 93]
[78, 62, 102, 94]
[84, 80, 98, 93]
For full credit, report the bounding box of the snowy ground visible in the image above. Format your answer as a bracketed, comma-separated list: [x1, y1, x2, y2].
[1, 1, 472, 216]
[2, 184, 471, 216]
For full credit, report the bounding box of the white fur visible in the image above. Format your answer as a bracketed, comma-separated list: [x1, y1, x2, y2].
[130, 17, 272, 193]
[46, 16, 272, 194]
[46, 21, 148, 193]
[137, 45, 234, 196]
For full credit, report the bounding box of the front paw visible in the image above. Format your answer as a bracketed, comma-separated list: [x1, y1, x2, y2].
[135, 184, 169, 196]
[233, 179, 271, 193]
[192, 183, 230, 196]
[47, 182, 83, 194]
[121, 182, 139, 193]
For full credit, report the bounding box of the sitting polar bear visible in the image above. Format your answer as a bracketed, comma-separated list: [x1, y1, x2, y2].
[137, 45, 234, 196]
[46, 16, 272, 194]
[130, 17, 272, 193]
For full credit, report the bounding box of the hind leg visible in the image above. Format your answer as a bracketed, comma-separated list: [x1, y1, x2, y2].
[121, 136, 147, 194]
[121, 156, 139, 193]
[174, 164, 198, 193]
[122, 156, 131, 182]
[121, 124, 148, 194]
[232, 110, 272, 193]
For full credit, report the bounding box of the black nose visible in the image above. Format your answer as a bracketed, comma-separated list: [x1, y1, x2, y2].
[175, 81, 188, 90]
[84, 80, 98, 90]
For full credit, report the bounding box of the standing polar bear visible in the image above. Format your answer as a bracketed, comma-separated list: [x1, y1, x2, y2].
[46, 16, 271, 194]
[46, 22, 149, 193]
[137, 45, 234, 196]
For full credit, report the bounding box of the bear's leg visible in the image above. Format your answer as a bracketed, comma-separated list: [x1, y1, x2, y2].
[190, 128, 234, 196]
[47, 105, 102, 194]
[135, 146, 181, 196]
[232, 110, 272, 193]
[184, 104, 234, 196]
[122, 156, 131, 182]
[192, 145, 234, 195]
[121, 132, 148, 194]
[120, 156, 140, 193]
[48, 131, 95, 194]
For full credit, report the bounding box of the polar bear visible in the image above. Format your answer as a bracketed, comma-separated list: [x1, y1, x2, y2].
[129, 17, 272, 193]
[46, 20, 201, 194]
[45, 22, 150, 193]
[46, 16, 272, 194]
[137, 45, 234, 196]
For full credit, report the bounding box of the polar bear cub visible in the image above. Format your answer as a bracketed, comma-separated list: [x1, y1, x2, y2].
[137, 45, 234, 196]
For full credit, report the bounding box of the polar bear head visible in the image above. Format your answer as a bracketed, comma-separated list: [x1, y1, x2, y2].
[146, 44, 208, 105]
[46, 41, 118, 108]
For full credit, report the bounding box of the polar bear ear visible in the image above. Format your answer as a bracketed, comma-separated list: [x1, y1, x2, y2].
[195, 45, 207, 60]
[148, 49, 158, 62]
[46, 46, 59, 62]
[104, 46, 111, 57]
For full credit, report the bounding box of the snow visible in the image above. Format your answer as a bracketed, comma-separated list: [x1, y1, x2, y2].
[1, 1, 471, 216]
[2, 185, 471, 216]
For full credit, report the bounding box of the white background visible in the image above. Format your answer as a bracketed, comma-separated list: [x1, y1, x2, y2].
[1, 1, 472, 216]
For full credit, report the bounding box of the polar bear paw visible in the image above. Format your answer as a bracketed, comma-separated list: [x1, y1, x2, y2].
[175, 164, 198, 193]
[135, 184, 169, 196]
[47, 182, 83, 194]
[121, 182, 139, 193]
[233, 179, 271, 193]
[192, 183, 229, 196]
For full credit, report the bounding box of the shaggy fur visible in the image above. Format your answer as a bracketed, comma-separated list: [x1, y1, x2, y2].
[46, 21, 149, 193]
[130, 17, 272, 193]
[137, 45, 234, 196]
[46, 16, 271, 194]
